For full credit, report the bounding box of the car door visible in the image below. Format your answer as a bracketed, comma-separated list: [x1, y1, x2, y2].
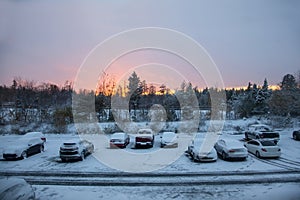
[215, 140, 224, 154]
[246, 141, 255, 153]
[253, 141, 260, 153]
[27, 138, 37, 155]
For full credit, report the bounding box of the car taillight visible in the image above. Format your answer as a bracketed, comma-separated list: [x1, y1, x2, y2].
[261, 148, 267, 152]
[229, 149, 235, 153]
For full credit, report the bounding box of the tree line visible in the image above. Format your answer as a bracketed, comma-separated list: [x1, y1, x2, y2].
[0, 72, 299, 127]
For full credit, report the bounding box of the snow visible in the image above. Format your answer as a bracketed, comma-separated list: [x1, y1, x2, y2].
[0, 119, 299, 199]
[33, 183, 300, 200]
[0, 177, 35, 200]
[0, 120, 299, 172]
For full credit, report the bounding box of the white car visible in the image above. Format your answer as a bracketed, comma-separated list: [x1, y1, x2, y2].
[110, 132, 130, 148]
[160, 132, 178, 148]
[244, 139, 281, 158]
[187, 138, 217, 162]
[3, 137, 44, 160]
[214, 139, 248, 161]
[23, 131, 46, 143]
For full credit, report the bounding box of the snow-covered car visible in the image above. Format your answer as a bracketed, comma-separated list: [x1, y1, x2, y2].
[0, 177, 35, 200]
[23, 131, 46, 143]
[187, 138, 217, 162]
[110, 132, 130, 148]
[135, 128, 155, 148]
[59, 139, 94, 162]
[214, 139, 248, 161]
[292, 130, 300, 140]
[244, 139, 281, 158]
[160, 132, 178, 148]
[3, 137, 44, 160]
[245, 124, 280, 144]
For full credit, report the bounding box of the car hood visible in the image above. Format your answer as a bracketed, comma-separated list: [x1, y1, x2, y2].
[162, 136, 176, 143]
[3, 143, 27, 154]
[194, 147, 217, 156]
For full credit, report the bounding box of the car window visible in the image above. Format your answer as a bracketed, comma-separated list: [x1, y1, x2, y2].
[248, 141, 255, 145]
[261, 141, 276, 146]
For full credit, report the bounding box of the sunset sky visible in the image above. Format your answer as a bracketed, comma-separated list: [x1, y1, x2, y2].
[0, 0, 299, 90]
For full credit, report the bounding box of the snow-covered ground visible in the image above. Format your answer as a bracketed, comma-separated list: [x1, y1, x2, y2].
[33, 183, 300, 200]
[0, 127, 299, 173]
[0, 119, 299, 199]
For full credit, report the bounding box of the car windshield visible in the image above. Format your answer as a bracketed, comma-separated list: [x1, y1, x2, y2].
[63, 142, 77, 145]
[261, 141, 276, 146]
[163, 132, 175, 138]
[138, 129, 152, 134]
[111, 133, 125, 139]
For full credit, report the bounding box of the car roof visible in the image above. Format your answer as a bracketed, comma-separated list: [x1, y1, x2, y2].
[63, 139, 82, 144]
[111, 132, 126, 138]
[137, 129, 153, 133]
[220, 138, 243, 147]
[23, 132, 43, 136]
[162, 132, 175, 135]
[250, 124, 271, 128]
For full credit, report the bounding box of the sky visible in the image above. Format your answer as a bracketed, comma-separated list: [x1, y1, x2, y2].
[0, 0, 299, 90]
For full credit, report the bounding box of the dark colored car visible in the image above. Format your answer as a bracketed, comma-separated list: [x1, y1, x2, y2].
[3, 137, 44, 160]
[59, 139, 94, 162]
[292, 130, 300, 140]
[135, 129, 154, 148]
[245, 124, 280, 144]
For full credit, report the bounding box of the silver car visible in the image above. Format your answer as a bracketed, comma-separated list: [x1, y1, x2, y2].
[160, 132, 178, 148]
[214, 138, 248, 161]
[187, 138, 217, 162]
[59, 139, 94, 162]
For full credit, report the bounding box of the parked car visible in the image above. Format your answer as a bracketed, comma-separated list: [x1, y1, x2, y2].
[244, 139, 281, 158]
[292, 130, 300, 140]
[59, 139, 94, 162]
[110, 132, 130, 148]
[0, 177, 35, 200]
[23, 131, 46, 143]
[160, 132, 178, 148]
[214, 138, 248, 161]
[245, 124, 280, 144]
[135, 128, 155, 148]
[3, 137, 44, 160]
[187, 138, 217, 162]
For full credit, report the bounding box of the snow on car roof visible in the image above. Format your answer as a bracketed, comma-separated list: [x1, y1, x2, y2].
[23, 132, 44, 137]
[111, 132, 126, 139]
[221, 138, 244, 148]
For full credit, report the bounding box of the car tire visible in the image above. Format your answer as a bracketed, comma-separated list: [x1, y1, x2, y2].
[293, 134, 297, 140]
[222, 152, 227, 160]
[40, 145, 44, 153]
[80, 151, 85, 161]
[256, 151, 261, 158]
[21, 151, 27, 159]
[245, 133, 249, 140]
[61, 158, 66, 162]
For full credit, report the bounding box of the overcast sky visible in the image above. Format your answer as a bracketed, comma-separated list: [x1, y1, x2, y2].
[0, 0, 299, 89]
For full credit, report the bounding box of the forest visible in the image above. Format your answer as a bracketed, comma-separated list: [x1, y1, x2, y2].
[0, 72, 299, 131]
